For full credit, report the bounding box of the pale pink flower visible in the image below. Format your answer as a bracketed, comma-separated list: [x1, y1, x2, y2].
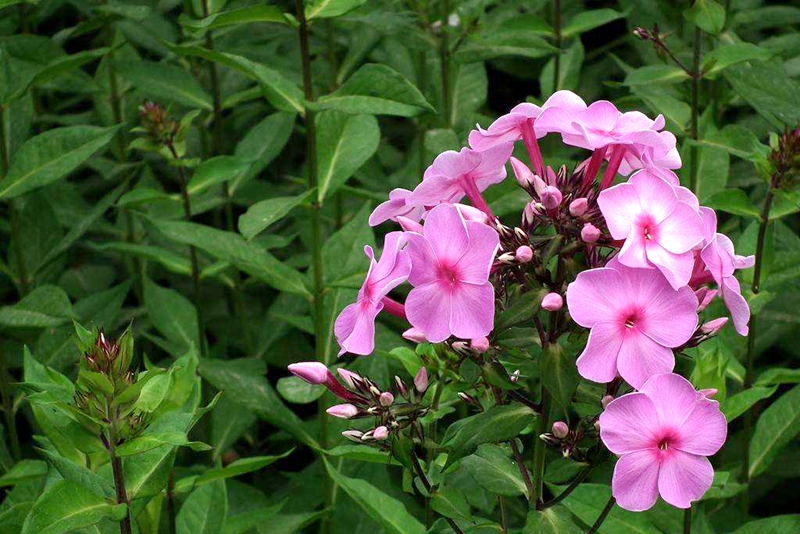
[541, 292, 564, 311]
[327, 404, 359, 419]
[334, 232, 412, 355]
[410, 144, 513, 214]
[566, 259, 698, 389]
[404, 204, 499, 342]
[369, 188, 426, 226]
[414, 367, 429, 393]
[599, 373, 727, 511]
[289, 362, 360, 401]
[614, 136, 681, 176]
[598, 171, 705, 289]
[581, 223, 601, 243]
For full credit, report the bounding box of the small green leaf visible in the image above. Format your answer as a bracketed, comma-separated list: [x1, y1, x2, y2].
[755, 368, 800, 386]
[721, 386, 778, 422]
[0, 460, 47, 488]
[276, 375, 325, 404]
[238, 189, 315, 240]
[524, 506, 583, 534]
[316, 110, 380, 202]
[0, 285, 74, 328]
[117, 60, 212, 110]
[729, 516, 800, 534]
[187, 156, 250, 196]
[306, 0, 367, 20]
[20, 480, 127, 534]
[562, 9, 627, 39]
[540, 344, 579, 407]
[145, 279, 199, 354]
[705, 189, 761, 219]
[442, 403, 536, 465]
[462, 444, 528, 497]
[176, 480, 228, 534]
[179, 5, 289, 31]
[684, 0, 726, 35]
[624, 65, 690, 86]
[701, 43, 773, 79]
[749, 384, 800, 477]
[431, 486, 472, 521]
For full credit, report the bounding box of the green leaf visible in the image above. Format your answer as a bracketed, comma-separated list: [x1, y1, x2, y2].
[145, 279, 199, 354]
[749, 384, 800, 477]
[276, 375, 325, 404]
[238, 189, 315, 240]
[562, 9, 627, 39]
[624, 65, 690, 86]
[315, 64, 434, 117]
[232, 112, 295, 192]
[684, 0, 726, 35]
[524, 506, 583, 534]
[540, 40, 584, 92]
[223, 502, 284, 534]
[115, 432, 210, 457]
[461, 444, 528, 497]
[729, 516, 800, 534]
[695, 125, 770, 162]
[323, 459, 426, 534]
[116, 60, 212, 110]
[431, 486, 472, 521]
[442, 403, 536, 465]
[721, 386, 778, 422]
[20, 480, 127, 534]
[704, 189, 761, 220]
[0, 125, 119, 200]
[306, 0, 367, 20]
[152, 220, 310, 297]
[701, 43, 773, 79]
[176, 480, 227, 534]
[0, 285, 74, 328]
[315, 110, 380, 202]
[36, 448, 115, 499]
[0, 460, 47, 488]
[560, 484, 662, 534]
[186, 156, 250, 196]
[179, 5, 289, 31]
[176, 450, 294, 493]
[755, 368, 800, 386]
[0, 503, 32, 534]
[724, 61, 800, 128]
[540, 344, 579, 407]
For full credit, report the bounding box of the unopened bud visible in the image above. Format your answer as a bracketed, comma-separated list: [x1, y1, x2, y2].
[327, 404, 359, 419]
[633, 27, 651, 40]
[471, 337, 490, 353]
[515, 245, 533, 263]
[581, 223, 601, 243]
[699, 388, 718, 399]
[601, 395, 614, 409]
[540, 185, 563, 210]
[541, 292, 563, 312]
[498, 252, 516, 264]
[373, 426, 389, 440]
[510, 157, 534, 188]
[523, 202, 539, 225]
[402, 328, 427, 344]
[414, 367, 429, 393]
[342, 430, 364, 442]
[337, 368, 361, 389]
[369, 385, 381, 397]
[569, 198, 588, 217]
[396, 215, 424, 234]
[514, 227, 528, 242]
[552, 421, 569, 439]
[379, 392, 394, 407]
[510, 370, 520, 383]
[457, 392, 475, 404]
[696, 288, 718, 312]
[700, 317, 728, 335]
[288, 362, 330, 385]
[395, 375, 409, 398]
[451, 341, 470, 354]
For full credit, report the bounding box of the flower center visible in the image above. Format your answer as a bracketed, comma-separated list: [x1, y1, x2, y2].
[625, 318, 635, 329]
[437, 264, 460, 285]
[643, 226, 653, 240]
[658, 439, 670, 451]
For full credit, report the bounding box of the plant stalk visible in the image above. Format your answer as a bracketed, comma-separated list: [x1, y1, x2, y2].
[110, 449, 132, 534]
[689, 25, 701, 193]
[539, 465, 592, 509]
[587, 496, 615, 534]
[166, 471, 176, 534]
[531, 388, 550, 506]
[411, 452, 465, 534]
[553, 0, 562, 93]
[684, 507, 692, 534]
[440, 0, 452, 127]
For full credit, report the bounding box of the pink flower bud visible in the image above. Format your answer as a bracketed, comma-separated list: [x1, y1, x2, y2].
[515, 245, 533, 263]
[288, 362, 330, 385]
[695, 288, 718, 312]
[455, 204, 489, 223]
[342, 430, 364, 442]
[569, 198, 588, 217]
[414, 367, 429, 393]
[510, 157, 534, 188]
[523, 202, 539, 225]
[541, 292, 563, 312]
[373, 426, 389, 440]
[700, 317, 728, 335]
[396, 215, 423, 234]
[402, 327, 427, 344]
[337, 368, 361, 389]
[510, 370, 520, 382]
[540, 185, 562, 210]
[699, 388, 718, 399]
[471, 336, 490, 353]
[601, 395, 614, 409]
[581, 223, 601, 243]
[327, 403, 359, 419]
[552, 421, 569, 439]
[379, 392, 394, 407]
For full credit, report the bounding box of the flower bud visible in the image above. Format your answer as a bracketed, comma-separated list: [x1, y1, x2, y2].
[497, 252, 516, 264]
[395, 375, 409, 398]
[569, 198, 588, 217]
[601, 395, 614, 409]
[523, 202, 539, 225]
[379, 392, 394, 407]
[699, 388, 718, 399]
[510, 370, 520, 383]
[342, 430, 364, 442]
[695, 288, 718, 312]
[541, 292, 563, 312]
[510, 157, 534, 188]
[552, 421, 569, 439]
[458, 392, 476, 404]
[540, 185, 563, 210]
[402, 328, 427, 344]
[471, 336, 490, 353]
[700, 317, 728, 335]
[581, 223, 601, 243]
[288, 362, 330, 385]
[414, 367, 429, 393]
[396, 215, 423, 234]
[515, 245, 533, 263]
[337, 368, 362, 389]
[327, 404, 359, 419]
[373, 426, 389, 440]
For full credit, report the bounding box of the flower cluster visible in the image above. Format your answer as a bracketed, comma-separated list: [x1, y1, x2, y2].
[318, 91, 752, 511]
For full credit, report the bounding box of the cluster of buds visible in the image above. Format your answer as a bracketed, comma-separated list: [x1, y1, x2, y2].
[138, 101, 180, 145]
[73, 326, 149, 445]
[769, 126, 800, 189]
[289, 362, 431, 447]
[539, 416, 602, 462]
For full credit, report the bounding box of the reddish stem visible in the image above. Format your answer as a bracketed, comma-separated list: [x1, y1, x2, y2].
[381, 297, 407, 320]
[521, 118, 545, 178]
[599, 147, 625, 191]
[581, 147, 608, 190]
[461, 176, 494, 219]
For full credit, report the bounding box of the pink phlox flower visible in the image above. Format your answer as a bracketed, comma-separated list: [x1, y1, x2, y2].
[612, 130, 681, 176]
[404, 203, 500, 342]
[598, 171, 705, 289]
[410, 144, 513, 208]
[335, 232, 412, 355]
[369, 188, 426, 227]
[468, 91, 587, 150]
[566, 258, 698, 389]
[599, 373, 727, 511]
[697, 209, 754, 336]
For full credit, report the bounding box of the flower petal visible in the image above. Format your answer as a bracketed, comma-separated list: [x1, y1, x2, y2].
[722, 276, 750, 336]
[405, 233, 439, 287]
[423, 204, 469, 266]
[335, 301, 381, 356]
[639, 373, 703, 431]
[576, 321, 623, 384]
[612, 450, 660, 512]
[405, 282, 452, 343]
[676, 397, 727, 456]
[658, 451, 714, 509]
[654, 202, 705, 254]
[456, 221, 499, 283]
[642, 285, 698, 347]
[628, 172, 678, 223]
[616, 330, 675, 389]
[449, 282, 495, 340]
[566, 268, 625, 327]
[646, 243, 695, 289]
[599, 392, 660, 454]
[597, 183, 642, 239]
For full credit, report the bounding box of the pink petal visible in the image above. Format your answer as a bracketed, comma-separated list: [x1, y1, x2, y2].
[424, 149, 481, 181]
[597, 182, 642, 239]
[534, 106, 583, 138]
[405, 282, 452, 343]
[646, 244, 696, 289]
[566, 268, 626, 327]
[612, 450, 660, 512]
[449, 282, 495, 339]
[628, 172, 678, 223]
[405, 233, 439, 286]
[369, 232, 407, 285]
[639, 373, 704, 429]
[423, 204, 469, 265]
[455, 221, 499, 284]
[335, 301, 381, 356]
[618, 229, 651, 269]
[657, 451, 714, 508]
[675, 397, 727, 456]
[369, 189, 420, 226]
[584, 100, 620, 132]
[599, 392, 660, 454]
[722, 276, 750, 336]
[700, 207, 717, 243]
[654, 202, 705, 254]
[472, 143, 513, 189]
[576, 321, 624, 383]
[641, 285, 698, 347]
[616, 330, 675, 389]
[510, 102, 543, 117]
[542, 90, 587, 112]
[411, 172, 463, 206]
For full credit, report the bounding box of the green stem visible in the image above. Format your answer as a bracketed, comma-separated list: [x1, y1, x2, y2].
[0, 348, 20, 461]
[531, 388, 550, 506]
[684, 507, 692, 534]
[587, 496, 615, 534]
[110, 448, 132, 534]
[440, 0, 452, 127]
[689, 25, 701, 193]
[539, 465, 592, 509]
[166, 471, 176, 534]
[553, 0, 562, 93]
[411, 452, 465, 534]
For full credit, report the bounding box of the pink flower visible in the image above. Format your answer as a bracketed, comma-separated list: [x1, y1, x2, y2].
[598, 172, 705, 289]
[614, 136, 681, 176]
[541, 292, 564, 311]
[410, 144, 513, 215]
[369, 188, 426, 226]
[566, 259, 698, 388]
[404, 204, 499, 342]
[288, 362, 329, 384]
[334, 232, 412, 355]
[599, 373, 727, 511]
[327, 404, 359, 419]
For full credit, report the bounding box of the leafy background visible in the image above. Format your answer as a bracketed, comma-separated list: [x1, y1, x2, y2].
[0, 0, 798, 533]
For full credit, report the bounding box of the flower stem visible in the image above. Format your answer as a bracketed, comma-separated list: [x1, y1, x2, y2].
[689, 25, 701, 193]
[539, 464, 592, 509]
[462, 176, 494, 218]
[110, 448, 132, 534]
[684, 506, 692, 534]
[521, 119, 545, 178]
[440, 0, 452, 127]
[531, 388, 550, 506]
[166, 471, 176, 534]
[599, 148, 624, 191]
[581, 148, 607, 191]
[510, 438, 535, 502]
[587, 496, 615, 534]
[552, 0, 562, 93]
[411, 452, 465, 534]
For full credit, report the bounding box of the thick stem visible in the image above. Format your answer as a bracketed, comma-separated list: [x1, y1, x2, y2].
[510, 438, 535, 502]
[552, 0, 561, 93]
[521, 119, 545, 178]
[166, 471, 176, 534]
[587, 496, 615, 534]
[689, 26, 701, 193]
[411, 452, 465, 534]
[599, 147, 624, 191]
[531, 389, 550, 505]
[539, 465, 592, 509]
[440, 0, 452, 127]
[684, 507, 692, 534]
[380, 297, 407, 319]
[110, 450, 132, 534]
